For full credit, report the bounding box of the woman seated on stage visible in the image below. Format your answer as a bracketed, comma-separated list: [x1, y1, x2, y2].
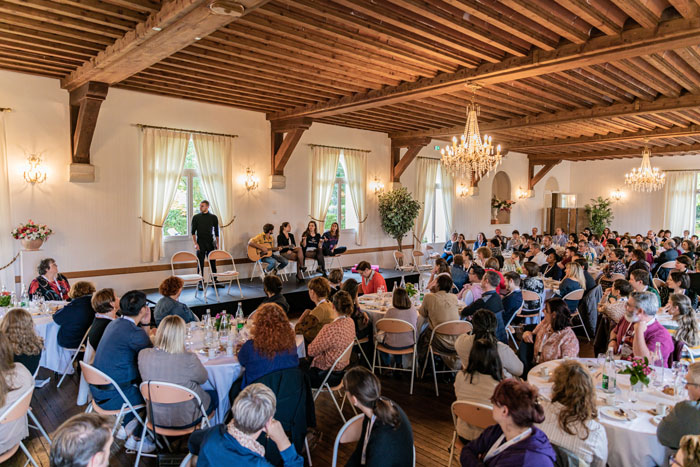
[260, 275, 289, 313]
[301, 221, 327, 278]
[277, 221, 305, 283]
[322, 222, 347, 257]
[153, 276, 197, 326]
[29, 257, 70, 301]
[0, 308, 44, 376]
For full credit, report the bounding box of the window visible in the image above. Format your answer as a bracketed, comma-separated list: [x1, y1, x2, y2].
[324, 153, 358, 232]
[424, 169, 447, 243]
[163, 139, 209, 238]
[696, 173, 700, 234]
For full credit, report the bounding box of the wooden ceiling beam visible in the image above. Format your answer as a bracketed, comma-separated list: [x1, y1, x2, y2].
[530, 142, 700, 162]
[69, 81, 108, 165]
[391, 137, 431, 183]
[500, 0, 591, 43]
[609, 0, 664, 28]
[553, 0, 627, 35]
[528, 158, 560, 190]
[268, 16, 700, 121]
[271, 118, 313, 177]
[668, 0, 700, 18]
[61, 0, 272, 91]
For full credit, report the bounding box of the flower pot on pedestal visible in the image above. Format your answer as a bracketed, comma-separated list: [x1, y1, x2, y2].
[20, 239, 44, 251]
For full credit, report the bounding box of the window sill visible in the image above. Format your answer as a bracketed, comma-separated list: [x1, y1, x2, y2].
[164, 235, 191, 243]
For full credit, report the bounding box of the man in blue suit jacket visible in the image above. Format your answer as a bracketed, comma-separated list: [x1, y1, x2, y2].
[502, 272, 524, 326]
[653, 239, 679, 280]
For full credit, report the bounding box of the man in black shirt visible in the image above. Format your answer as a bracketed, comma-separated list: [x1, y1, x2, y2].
[192, 200, 219, 286]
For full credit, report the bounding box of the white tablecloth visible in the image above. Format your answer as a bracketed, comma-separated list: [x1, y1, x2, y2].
[33, 313, 73, 374]
[529, 358, 675, 467]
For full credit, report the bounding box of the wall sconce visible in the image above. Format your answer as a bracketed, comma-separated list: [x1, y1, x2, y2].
[611, 188, 624, 201]
[24, 153, 47, 184]
[244, 167, 259, 191]
[369, 177, 384, 195]
[516, 187, 528, 200]
[457, 184, 470, 198]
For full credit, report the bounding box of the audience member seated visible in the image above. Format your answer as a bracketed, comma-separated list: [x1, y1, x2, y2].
[237, 303, 299, 390]
[521, 262, 544, 315]
[0, 332, 34, 457]
[476, 246, 492, 268]
[608, 291, 673, 366]
[484, 257, 506, 292]
[665, 272, 698, 309]
[192, 383, 303, 467]
[343, 367, 414, 466]
[556, 262, 585, 312]
[598, 279, 632, 324]
[461, 378, 555, 466]
[28, 257, 71, 301]
[575, 258, 598, 292]
[489, 238, 503, 262]
[154, 276, 197, 326]
[658, 362, 700, 450]
[418, 275, 461, 370]
[328, 268, 344, 297]
[552, 228, 568, 247]
[537, 360, 608, 467]
[578, 240, 597, 264]
[627, 249, 651, 278]
[91, 290, 154, 452]
[450, 255, 468, 292]
[52, 280, 96, 349]
[50, 413, 113, 467]
[454, 337, 504, 442]
[322, 222, 347, 256]
[681, 240, 696, 262]
[356, 261, 387, 295]
[260, 275, 290, 313]
[557, 246, 577, 270]
[379, 287, 418, 369]
[543, 252, 563, 280]
[455, 309, 523, 379]
[503, 251, 525, 273]
[461, 271, 506, 343]
[670, 434, 700, 467]
[0, 308, 43, 376]
[527, 242, 548, 266]
[676, 255, 694, 274]
[88, 288, 119, 351]
[294, 277, 335, 344]
[457, 265, 485, 304]
[300, 291, 356, 388]
[473, 232, 488, 251]
[443, 233, 457, 263]
[451, 233, 469, 258]
[301, 220, 327, 278]
[502, 272, 524, 326]
[654, 239, 679, 280]
[666, 294, 700, 359]
[506, 230, 524, 251]
[138, 315, 216, 428]
[601, 248, 628, 288]
[630, 269, 661, 307]
[341, 278, 372, 344]
[520, 298, 579, 375]
[277, 221, 305, 283]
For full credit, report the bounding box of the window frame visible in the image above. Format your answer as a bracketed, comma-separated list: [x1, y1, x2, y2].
[424, 172, 446, 244]
[163, 167, 201, 242]
[325, 154, 358, 235]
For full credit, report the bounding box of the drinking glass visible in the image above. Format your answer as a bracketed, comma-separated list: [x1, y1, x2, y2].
[597, 353, 606, 368]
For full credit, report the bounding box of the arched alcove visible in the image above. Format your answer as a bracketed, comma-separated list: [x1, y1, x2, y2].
[492, 171, 511, 224]
[544, 176, 559, 193]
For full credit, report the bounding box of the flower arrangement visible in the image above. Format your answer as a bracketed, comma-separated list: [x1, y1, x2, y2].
[618, 356, 652, 386]
[0, 291, 10, 307]
[405, 282, 418, 298]
[491, 197, 516, 213]
[11, 220, 53, 240]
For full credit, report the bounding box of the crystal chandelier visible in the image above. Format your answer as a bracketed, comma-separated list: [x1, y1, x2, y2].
[441, 84, 502, 179]
[624, 141, 665, 192]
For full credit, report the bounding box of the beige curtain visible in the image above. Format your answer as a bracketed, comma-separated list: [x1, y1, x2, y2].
[343, 149, 368, 245]
[192, 133, 236, 251]
[663, 171, 696, 236]
[414, 158, 439, 249]
[0, 112, 13, 289]
[140, 128, 189, 262]
[310, 145, 341, 224]
[440, 163, 456, 236]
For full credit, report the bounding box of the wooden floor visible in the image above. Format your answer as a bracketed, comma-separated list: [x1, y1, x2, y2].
[7, 340, 594, 467]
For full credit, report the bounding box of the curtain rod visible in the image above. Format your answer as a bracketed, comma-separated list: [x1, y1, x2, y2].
[417, 156, 441, 160]
[308, 144, 371, 153]
[663, 169, 700, 172]
[134, 124, 238, 138]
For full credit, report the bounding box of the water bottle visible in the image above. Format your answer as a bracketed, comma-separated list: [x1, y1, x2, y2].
[204, 309, 213, 345]
[652, 341, 665, 387]
[602, 349, 616, 393]
[20, 285, 29, 307]
[400, 275, 406, 289]
[236, 303, 245, 330]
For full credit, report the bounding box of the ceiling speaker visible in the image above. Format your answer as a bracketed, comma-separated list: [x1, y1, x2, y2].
[208, 1, 245, 16]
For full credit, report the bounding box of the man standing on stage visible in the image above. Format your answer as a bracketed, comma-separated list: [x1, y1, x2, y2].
[192, 200, 219, 288]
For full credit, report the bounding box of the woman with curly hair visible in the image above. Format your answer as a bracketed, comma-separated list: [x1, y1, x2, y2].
[0, 308, 44, 375]
[237, 303, 298, 389]
[537, 360, 607, 467]
[0, 332, 34, 455]
[154, 276, 197, 326]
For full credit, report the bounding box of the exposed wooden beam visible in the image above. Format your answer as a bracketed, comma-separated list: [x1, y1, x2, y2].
[69, 81, 108, 164]
[391, 137, 431, 182]
[271, 117, 312, 176]
[267, 16, 700, 121]
[528, 158, 559, 189]
[510, 124, 700, 151]
[391, 93, 700, 139]
[61, 0, 271, 91]
[530, 142, 700, 163]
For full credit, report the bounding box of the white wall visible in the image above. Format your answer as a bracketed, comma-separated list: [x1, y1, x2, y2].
[568, 154, 700, 235]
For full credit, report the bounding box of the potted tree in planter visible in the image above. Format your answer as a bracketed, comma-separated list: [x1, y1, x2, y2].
[584, 197, 614, 236]
[378, 187, 421, 257]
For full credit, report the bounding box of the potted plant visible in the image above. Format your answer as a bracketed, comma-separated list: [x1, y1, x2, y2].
[618, 357, 652, 391]
[378, 187, 421, 254]
[584, 197, 614, 236]
[11, 220, 53, 250]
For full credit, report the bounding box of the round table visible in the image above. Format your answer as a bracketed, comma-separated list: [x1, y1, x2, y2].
[25, 301, 72, 374]
[528, 358, 676, 467]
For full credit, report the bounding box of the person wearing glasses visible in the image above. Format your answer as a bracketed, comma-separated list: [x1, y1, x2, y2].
[669, 434, 700, 467]
[657, 362, 700, 450]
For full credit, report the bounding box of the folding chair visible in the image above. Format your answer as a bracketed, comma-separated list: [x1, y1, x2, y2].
[509, 289, 543, 346]
[562, 289, 589, 341]
[0, 388, 40, 467]
[135, 381, 213, 466]
[206, 249, 244, 300]
[655, 260, 677, 278]
[448, 401, 495, 467]
[304, 258, 319, 278]
[354, 336, 372, 368]
[393, 251, 414, 272]
[171, 251, 206, 303]
[412, 250, 432, 273]
[505, 301, 525, 349]
[313, 341, 355, 423]
[57, 326, 90, 388]
[372, 318, 417, 394]
[653, 278, 667, 290]
[421, 320, 473, 396]
[80, 362, 146, 436]
[326, 252, 344, 271]
[180, 453, 193, 467]
[331, 414, 364, 467]
[610, 273, 626, 282]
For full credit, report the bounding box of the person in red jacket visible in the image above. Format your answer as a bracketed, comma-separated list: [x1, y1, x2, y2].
[356, 261, 387, 295]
